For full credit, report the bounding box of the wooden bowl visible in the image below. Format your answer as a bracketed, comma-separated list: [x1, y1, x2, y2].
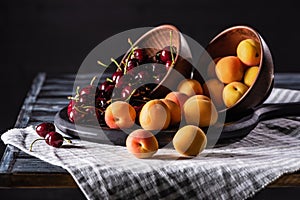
[120, 24, 193, 99]
[200, 25, 274, 122]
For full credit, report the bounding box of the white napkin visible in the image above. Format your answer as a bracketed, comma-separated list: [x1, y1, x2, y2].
[1, 88, 300, 200]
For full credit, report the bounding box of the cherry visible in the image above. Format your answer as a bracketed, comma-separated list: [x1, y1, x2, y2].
[45, 131, 64, 148]
[79, 85, 98, 96]
[134, 70, 150, 82]
[68, 107, 86, 123]
[98, 81, 114, 98]
[29, 130, 72, 151]
[126, 59, 138, 72]
[35, 122, 56, 138]
[79, 76, 98, 96]
[159, 49, 172, 63]
[78, 94, 93, 105]
[131, 48, 146, 63]
[165, 60, 173, 70]
[111, 71, 123, 84]
[95, 96, 110, 108]
[121, 85, 133, 99]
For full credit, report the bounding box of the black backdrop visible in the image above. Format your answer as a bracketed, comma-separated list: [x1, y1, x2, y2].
[1, 0, 299, 134]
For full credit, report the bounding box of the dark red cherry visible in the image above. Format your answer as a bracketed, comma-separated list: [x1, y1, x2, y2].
[126, 59, 138, 72]
[159, 49, 172, 63]
[45, 131, 64, 148]
[165, 60, 173, 70]
[78, 94, 93, 105]
[121, 85, 133, 99]
[95, 96, 109, 108]
[131, 49, 146, 63]
[67, 100, 76, 117]
[79, 85, 98, 96]
[112, 71, 123, 84]
[35, 122, 56, 138]
[134, 70, 150, 82]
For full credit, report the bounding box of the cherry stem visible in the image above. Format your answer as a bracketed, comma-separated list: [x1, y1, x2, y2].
[63, 138, 72, 144]
[106, 77, 113, 82]
[128, 38, 133, 47]
[90, 76, 97, 86]
[97, 60, 108, 67]
[124, 88, 137, 102]
[110, 58, 122, 71]
[76, 86, 80, 97]
[170, 30, 175, 65]
[74, 106, 88, 114]
[29, 138, 45, 152]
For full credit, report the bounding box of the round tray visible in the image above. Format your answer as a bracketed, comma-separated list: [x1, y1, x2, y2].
[53, 103, 300, 147]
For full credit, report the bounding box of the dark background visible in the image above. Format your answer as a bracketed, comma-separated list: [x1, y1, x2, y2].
[0, 0, 299, 153]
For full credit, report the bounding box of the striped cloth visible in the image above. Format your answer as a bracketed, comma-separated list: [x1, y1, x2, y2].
[1, 88, 300, 200]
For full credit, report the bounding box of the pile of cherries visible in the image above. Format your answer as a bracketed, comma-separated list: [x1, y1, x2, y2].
[67, 43, 177, 126]
[30, 122, 72, 151]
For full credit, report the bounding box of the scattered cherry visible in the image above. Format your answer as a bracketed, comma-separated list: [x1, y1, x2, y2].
[45, 131, 64, 148]
[35, 122, 56, 138]
[30, 123, 72, 151]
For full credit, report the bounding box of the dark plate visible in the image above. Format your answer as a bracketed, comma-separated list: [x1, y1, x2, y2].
[54, 103, 300, 147]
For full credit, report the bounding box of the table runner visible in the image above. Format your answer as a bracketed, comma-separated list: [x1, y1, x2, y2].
[1, 88, 300, 200]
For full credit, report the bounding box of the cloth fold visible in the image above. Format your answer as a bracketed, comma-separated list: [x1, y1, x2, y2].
[1, 88, 300, 200]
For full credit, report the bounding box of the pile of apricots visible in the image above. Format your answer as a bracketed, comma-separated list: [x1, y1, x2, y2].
[106, 78, 216, 158]
[206, 38, 261, 108]
[105, 38, 261, 159]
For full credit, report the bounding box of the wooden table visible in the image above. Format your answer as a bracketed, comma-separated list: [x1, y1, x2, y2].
[0, 73, 299, 200]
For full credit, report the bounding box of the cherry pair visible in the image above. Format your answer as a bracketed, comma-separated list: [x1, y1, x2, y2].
[29, 122, 71, 151]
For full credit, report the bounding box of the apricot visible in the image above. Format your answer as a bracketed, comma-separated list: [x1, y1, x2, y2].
[244, 66, 259, 87]
[183, 95, 218, 127]
[177, 79, 203, 97]
[207, 57, 222, 78]
[173, 125, 207, 157]
[237, 38, 261, 66]
[161, 99, 181, 126]
[165, 91, 189, 110]
[203, 79, 225, 109]
[223, 82, 249, 108]
[215, 56, 244, 84]
[126, 129, 159, 159]
[139, 99, 171, 130]
[105, 101, 136, 129]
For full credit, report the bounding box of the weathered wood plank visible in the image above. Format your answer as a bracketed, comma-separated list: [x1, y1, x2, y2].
[12, 158, 66, 173]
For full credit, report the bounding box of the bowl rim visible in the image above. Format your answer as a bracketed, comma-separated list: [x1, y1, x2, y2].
[120, 24, 181, 66]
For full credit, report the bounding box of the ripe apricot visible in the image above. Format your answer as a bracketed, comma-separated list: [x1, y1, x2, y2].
[173, 125, 207, 157]
[183, 95, 218, 127]
[177, 79, 203, 97]
[223, 82, 249, 108]
[244, 66, 259, 87]
[215, 56, 244, 84]
[237, 38, 261, 66]
[139, 99, 171, 130]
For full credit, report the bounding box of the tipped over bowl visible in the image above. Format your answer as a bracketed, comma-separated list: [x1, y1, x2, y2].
[195, 25, 274, 122]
